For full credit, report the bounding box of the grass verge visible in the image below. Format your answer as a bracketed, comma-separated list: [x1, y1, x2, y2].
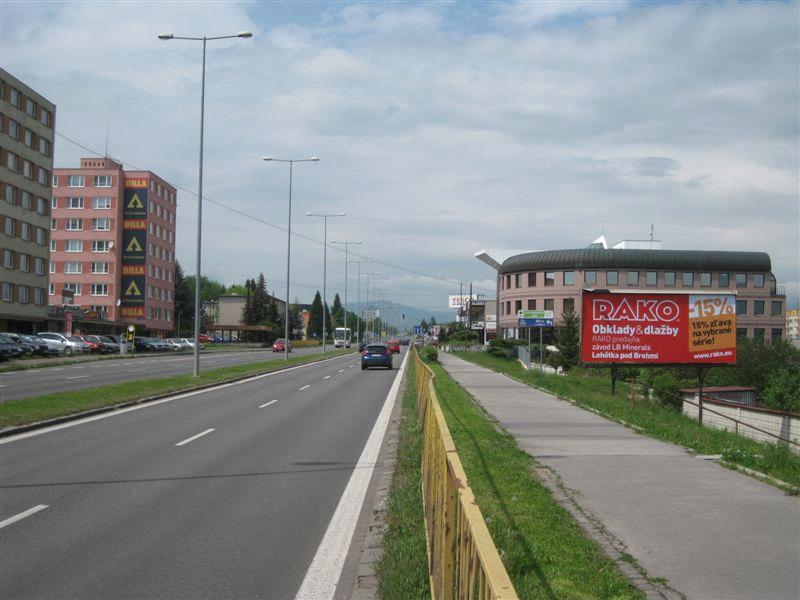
[454, 352, 800, 490]
[425, 358, 643, 599]
[374, 360, 430, 598]
[0, 350, 353, 429]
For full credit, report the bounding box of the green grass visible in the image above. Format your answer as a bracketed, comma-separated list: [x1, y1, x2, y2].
[454, 352, 800, 489]
[375, 362, 431, 599]
[0, 350, 354, 429]
[425, 358, 643, 599]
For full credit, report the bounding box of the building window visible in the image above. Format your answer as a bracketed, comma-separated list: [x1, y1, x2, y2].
[515, 274, 522, 288]
[91, 284, 109, 296]
[563, 271, 575, 286]
[64, 261, 82, 274]
[719, 272, 730, 287]
[545, 272, 555, 287]
[51, 197, 58, 209]
[23, 160, 32, 179]
[24, 129, 33, 148]
[584, 271, 597, 285]
[20, 222, 31, 241]
[754, 301, 765, 316]
[4, 183, 15, 204]
[49, 283, 55, 296]
[663, 272, 675, 286]
[4, 216, 15, 236]
[49, 261, 55, 273]
[736, 273, 747, 288]
[771, 301, 782, 317]
[642, 271, 656, 286]
[65, 239, 83, 252]
[67, 175, 85, 187]
[3, 249, 13, 268]
[91, 262, 109, 274]
[52, 175, 59, 188]
[753, 273, 765, 287]
[36, 197, 46, 215]
[18, 285, 29, 304]
[51, 218, 57, 230]
[736, 328, 747, 340]
[736, 299, 747, 315]
[9, 87, 21, 107]
[92, 196, 111, 209]
[505, 275, 510, 290]
[92, 218, 111, 231]
[753, 328, 765, 341]
[91, 240, 110, 252]
[93, 175, 112, 188]
[25, 98, 36, 117]
[36, 227, 45, 245]
[37, 167, 49, 187]
[515, 300, 522, 313]
[527, 299, 536, 310]
[50, 240, 56, 252]
[39, 137, 50, 156]
[682, 272, 694, 286]
[8, 119, 19, 139]
[606, 271, 618, 286]
[65, 218, 83, 231]
[19, 254, 30, 272]
[528, 272, 536, 287]
[63, 283, 82, 296]
[1, 282, 12, 302]
[544, 299, 554, 311]
[626, 271, 639, 286]
[67, 197, 84, 209]
[563, 298, 575, 313]
[771, 329, 782, 344]
[7, 152, 19, 171]
[41, 108, 52, 127]
[34, 287, 44, 305]
[504, 301, 511, 316]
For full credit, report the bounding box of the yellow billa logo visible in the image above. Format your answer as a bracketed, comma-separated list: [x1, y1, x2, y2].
[127, 194, 144, 209]
[126, 236, 143, 252]
[124, 280, 142, 296]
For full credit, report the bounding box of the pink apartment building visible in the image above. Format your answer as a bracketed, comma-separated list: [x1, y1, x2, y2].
[50, 158, 177, 334]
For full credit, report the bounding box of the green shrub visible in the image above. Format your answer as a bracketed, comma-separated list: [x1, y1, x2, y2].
[419, 346, 438, 362]
[651, 371, 682, 409]
[762, 368, 800, 413]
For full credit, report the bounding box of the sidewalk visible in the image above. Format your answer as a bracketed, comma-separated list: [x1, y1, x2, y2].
[439, 352, 800, 600]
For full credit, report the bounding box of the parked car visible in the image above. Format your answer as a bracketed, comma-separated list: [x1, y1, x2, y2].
[361, 343, 393, 370]
[162, 338, 182, 350]
[0, 333, 25, 360]
[133, 337, 158, 352]
[387, 339, 401, 354]
[72, 334, 104, 353]
[85, 335, 120, 353]
[19, 334, 56, 356]
[68, 336, 91, 353]
[272, 338, 292, 353]
[38, 332, 79, 356]
[198, 334, 212, 344]
[1, 333, 35, 356]
[184, 338, 205, 350]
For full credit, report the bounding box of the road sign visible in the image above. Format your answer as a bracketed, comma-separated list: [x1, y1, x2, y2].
[518, 318, 553, 327]
[517, 309, 554, 327]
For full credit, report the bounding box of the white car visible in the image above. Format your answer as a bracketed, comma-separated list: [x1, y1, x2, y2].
[38, 332, 75, 355]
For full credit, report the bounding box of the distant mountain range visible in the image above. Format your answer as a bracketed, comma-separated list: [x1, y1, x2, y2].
[344, 301, 454, 332]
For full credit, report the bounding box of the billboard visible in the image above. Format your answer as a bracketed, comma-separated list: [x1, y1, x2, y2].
[581, 291, 736, 365]
[448, 294, 478, 309]
[120, 179, 148, 319]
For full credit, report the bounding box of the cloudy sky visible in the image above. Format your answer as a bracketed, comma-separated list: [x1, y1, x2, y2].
[3, 0, 798, 315]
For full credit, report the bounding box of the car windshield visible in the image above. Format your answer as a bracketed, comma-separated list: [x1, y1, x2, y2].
[0, 334, 13, 343]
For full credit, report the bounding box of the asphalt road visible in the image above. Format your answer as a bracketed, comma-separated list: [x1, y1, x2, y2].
[1, 348, 405, 599]
[0, 347, 330, 402]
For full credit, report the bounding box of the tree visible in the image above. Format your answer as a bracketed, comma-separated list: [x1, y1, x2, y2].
[420, 319, 429, 332]
[308, 291, 323, 339]
[241, 279, 255, 326]
[324, 302, 332, 340]
[555, 306, 580, 371]
[288, 298, 303, 339]
[332, 293, 344, 328]
[185, 275, 226, 303]
[173, 261, 194, 336]
[430, 317, 437, 326]
[227, 283, 248, 296]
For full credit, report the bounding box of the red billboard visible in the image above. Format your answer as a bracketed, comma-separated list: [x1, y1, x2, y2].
[581, 291, 737, 365]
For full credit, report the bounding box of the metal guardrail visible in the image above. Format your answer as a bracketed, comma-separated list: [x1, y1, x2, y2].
[412, 346, 518, 600]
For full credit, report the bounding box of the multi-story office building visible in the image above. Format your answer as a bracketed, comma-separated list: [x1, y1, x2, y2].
[51, 158, 177, 334]
[0, 69, 56, 332]
[491, 240, 787, 343]
[787, 309, 799, 339]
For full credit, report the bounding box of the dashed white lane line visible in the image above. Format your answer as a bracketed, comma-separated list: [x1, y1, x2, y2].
[51, 368, 64, 371]
[337, 369, 344, 373]
[65, 375, 90, 380]
[175, 428, 215, 447]
[299, 384, 311, 391]
[349, 365, 354, 368]
[259, 400, 278, 408]
[323, 375, 331, 380]
[71, 366, 85, 370]
[127, 369, 145, 373]
[0, 505, 48, 529]
[0, 385, 6, 389]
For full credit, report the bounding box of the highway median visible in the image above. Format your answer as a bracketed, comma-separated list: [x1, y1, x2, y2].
[0, 350, 355, 434]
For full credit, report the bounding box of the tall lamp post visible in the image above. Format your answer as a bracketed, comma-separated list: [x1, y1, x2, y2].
[369, 280, 385, 341]
[331, 241, 362, 347]
[159, 30, 252, 376]
[306, 212, 345, 353]
[263, 157, 319, 361]
[349, 260, 371, 348]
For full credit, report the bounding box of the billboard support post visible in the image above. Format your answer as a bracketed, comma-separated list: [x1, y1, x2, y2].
[611, 366, 618, 396]
[539, 326, 543, 371]
[698, 367, 706, 425]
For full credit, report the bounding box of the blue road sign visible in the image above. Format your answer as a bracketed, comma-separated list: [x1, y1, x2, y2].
[518, 318, 553, 327]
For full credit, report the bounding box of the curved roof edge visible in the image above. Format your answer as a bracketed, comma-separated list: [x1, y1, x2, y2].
[499, 248, 772, 274]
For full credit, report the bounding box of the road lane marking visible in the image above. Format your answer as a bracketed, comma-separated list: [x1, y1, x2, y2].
[65, 375, 90, 380]
[175, 428, 215, 447]
[52, 368, 64, 371]
[1, 353, 356, 444]
[0, 504, 48, 529]
[259, 400, 278, 408]
[296, 349, 409, 599]
[71, 366, 85, 369]
[338, 369, 344, 373]
[127, 369, 145, 373]
[349, 365, 354, 368]
[0, 385, 6, 389]
[323, 375, 331, 380]
[299, 384, 311, 391]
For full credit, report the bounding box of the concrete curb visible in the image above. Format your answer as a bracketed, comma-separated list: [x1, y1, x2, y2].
[0, 352, 355, 439]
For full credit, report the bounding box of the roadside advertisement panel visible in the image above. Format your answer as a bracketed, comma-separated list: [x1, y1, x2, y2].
[448, 294, 477, 309]
[581, 291, 736, 365]
[120, 179, 148, 319]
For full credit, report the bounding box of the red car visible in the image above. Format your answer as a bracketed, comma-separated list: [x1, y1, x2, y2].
[198, 334, 212, 344]
[272, 338, 292, 353]
[387, 339, 400, 354]
[73, 334, 103, 353]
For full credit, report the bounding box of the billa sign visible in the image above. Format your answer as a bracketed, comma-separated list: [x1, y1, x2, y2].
[581, 291, 736, 365]
[121, 179, 148, 318]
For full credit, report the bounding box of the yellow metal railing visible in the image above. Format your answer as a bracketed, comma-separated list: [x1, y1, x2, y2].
[412, 346, 518, 600]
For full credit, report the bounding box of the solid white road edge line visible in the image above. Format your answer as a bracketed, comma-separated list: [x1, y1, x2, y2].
[259, 400, 278, 408]
[295, 348, 410, 600]
[0, 504, 48, 529]
[65, 375, 90, 380]
[299, 384, 311, 391]
[1, 353, 355, 445]
[175, 428, 215, 447]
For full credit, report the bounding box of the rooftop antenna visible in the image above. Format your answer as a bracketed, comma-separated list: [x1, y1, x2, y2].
[650, 224, 654, 242]
[104, 116, 110, 158]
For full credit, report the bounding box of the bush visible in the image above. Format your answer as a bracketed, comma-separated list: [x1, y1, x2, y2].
[762, 368, 800, 413]
[651, 371, 682, 409]
[487, 338, 524, 359]
[419, 346, 438, 362]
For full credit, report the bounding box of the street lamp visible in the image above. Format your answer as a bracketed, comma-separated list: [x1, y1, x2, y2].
[306, 212, 345, 353]
[159, 30, 252, 376]
[369, 280, 385, 341]
[332, 241, 362, 347]
[348, 260, 371, 348]
[263, 157, 319, 361]
[358, 271, 379, 343]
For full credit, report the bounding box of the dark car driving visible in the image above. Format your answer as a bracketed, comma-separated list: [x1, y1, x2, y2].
[361, 343, 393, 370]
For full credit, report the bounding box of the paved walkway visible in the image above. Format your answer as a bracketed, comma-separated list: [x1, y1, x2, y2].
[439, 353, 800, 600]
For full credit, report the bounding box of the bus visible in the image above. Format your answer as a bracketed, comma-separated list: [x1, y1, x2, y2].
[334, 327, 352, 348]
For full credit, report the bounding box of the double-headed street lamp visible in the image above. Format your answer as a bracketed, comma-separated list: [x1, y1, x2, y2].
[306, 212, 345, 353]
[331, 241, 362, 347]
[263, 157, 319, 361]
[159, 30, 252, 377]
[348, 260, 371, 347]
[358, 271, 379, 343]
